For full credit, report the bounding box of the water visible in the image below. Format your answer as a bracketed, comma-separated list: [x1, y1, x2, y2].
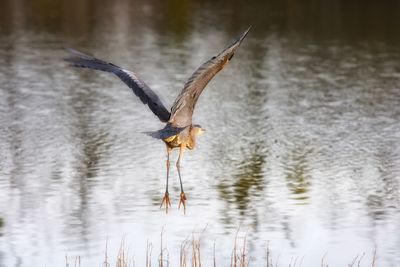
[1, 1, 400, 266]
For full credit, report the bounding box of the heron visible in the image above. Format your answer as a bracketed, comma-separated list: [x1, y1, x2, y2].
[65, 27, 250, 213]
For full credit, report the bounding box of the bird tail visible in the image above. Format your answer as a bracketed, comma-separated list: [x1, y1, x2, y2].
[144, 130, 163, 140]
[144, 125, 187, 140]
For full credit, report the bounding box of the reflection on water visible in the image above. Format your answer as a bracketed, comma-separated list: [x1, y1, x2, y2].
[0, 218, 3, 236]
[233, 147, 266, 213]
[218, 144, 266, 216]
[1, 0, 400, 266]
[284, 146, 312, 203]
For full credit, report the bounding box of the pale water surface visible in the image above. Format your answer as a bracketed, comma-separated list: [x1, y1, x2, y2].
[0, 1, 400, 266]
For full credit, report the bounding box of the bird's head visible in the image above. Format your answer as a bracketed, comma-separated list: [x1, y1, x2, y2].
[192, 124, 206, 136]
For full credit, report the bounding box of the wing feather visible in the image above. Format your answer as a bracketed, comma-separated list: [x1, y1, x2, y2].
[169, 27, 250, 127]
[64, 48, 171, 122]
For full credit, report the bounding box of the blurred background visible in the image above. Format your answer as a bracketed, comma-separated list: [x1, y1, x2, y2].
[0, 0, 400, 266]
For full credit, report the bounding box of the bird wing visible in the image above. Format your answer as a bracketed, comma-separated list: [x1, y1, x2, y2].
[168, 27, 250, 127]
[64, 48, 171, 122]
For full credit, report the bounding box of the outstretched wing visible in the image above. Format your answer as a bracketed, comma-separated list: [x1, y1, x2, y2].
[169, 27, 250, 127]
[64, 48, 171, 122]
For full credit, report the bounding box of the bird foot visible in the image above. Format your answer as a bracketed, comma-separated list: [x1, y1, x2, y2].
[160, 192, 172, 213]
[178, 192, 187, 214]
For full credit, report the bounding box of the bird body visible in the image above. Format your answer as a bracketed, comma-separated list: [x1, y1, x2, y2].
[163, 128, 190, 149]
[65, 27, 250, 213]
[148, 123, 203, 150]
[165, 125, 204, 150]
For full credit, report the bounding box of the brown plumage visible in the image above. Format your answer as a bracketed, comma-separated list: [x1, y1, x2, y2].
[65, 27, 250, 213]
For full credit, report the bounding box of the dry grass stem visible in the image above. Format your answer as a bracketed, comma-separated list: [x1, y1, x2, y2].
[146, 239, 152, 267]
[104, 238, 110, 267]
[65, 230, 379, 267]
[180, 239, 188, 267]
[158, 228, 169, 267]
[213, 242, 216, 267]
[115, 239, 128, 267]
[231, 229, 248, 267]
[371, 246, 377, 267]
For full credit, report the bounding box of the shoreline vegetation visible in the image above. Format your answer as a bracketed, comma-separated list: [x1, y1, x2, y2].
[65, 230, 377, 267]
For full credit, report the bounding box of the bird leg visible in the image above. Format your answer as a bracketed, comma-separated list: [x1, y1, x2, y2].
[177, 145, 187, 214]
[160, 146, 172, 213]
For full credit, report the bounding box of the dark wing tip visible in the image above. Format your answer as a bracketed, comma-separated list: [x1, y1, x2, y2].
[238, 26, 251, 43]
[64, 47, 94, 60]
[64, 47, 92, 65]
[234, 26, 251, 48]
[222, 26, 251, 56]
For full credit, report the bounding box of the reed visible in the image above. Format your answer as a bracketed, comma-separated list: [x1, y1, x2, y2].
[65, 232, 377, 267]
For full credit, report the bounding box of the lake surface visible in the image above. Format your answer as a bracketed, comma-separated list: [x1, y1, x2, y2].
[1, 1, 400, 266]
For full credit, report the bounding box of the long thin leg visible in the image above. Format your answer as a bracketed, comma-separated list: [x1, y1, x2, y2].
[160, 146, 172, 213]
[177, 145, 187, 214]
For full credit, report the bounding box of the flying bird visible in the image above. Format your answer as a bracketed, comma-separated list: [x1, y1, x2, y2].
[65, 27, 250, 213]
